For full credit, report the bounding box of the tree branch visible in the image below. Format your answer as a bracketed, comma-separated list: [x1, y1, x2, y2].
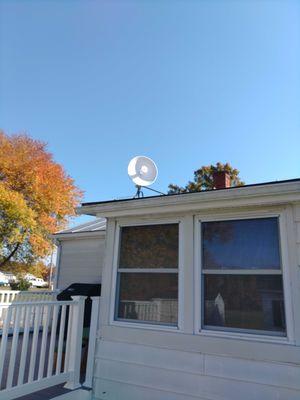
[0, 243, 20, 267]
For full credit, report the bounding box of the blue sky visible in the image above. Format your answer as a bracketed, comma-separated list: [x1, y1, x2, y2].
[1, 1, 299, 225]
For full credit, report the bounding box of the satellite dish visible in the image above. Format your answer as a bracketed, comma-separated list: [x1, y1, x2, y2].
[128, 156, 158, 187]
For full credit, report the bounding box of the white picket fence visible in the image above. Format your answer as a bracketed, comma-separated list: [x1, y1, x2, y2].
[0, 290, 58, 304]
[0, 290, 59, 331]
[0, 295, 100, 400]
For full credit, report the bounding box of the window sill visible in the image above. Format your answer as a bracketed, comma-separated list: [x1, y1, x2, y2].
[110, 319, 181, 333]
[198, 328, 293, 345]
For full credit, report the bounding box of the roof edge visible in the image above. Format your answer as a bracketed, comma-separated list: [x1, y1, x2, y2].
[81, 178, 300, 207]
[53, 230, 106, 241]
[77, 179, 300, 218]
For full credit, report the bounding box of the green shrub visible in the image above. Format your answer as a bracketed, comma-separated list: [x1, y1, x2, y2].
[10, 278, 31, 291]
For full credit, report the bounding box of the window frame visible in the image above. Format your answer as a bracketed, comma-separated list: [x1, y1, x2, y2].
[194, 210, 295, 343]
[110, 218, 184, 331]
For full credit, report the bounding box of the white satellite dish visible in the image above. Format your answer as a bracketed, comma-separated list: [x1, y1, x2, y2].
[128, 156, 158, 187]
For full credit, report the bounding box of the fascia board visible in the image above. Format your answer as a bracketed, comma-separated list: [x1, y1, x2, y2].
[77, 182, 300, 218]
[53, 230, 106, 241]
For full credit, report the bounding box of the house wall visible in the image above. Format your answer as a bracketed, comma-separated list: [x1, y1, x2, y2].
[294, 203, 300, 273]
[93, 206, 300, 400]
[56, 235, 105, 290]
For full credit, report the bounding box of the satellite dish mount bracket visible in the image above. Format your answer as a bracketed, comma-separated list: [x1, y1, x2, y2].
[134, 185, 144, 198]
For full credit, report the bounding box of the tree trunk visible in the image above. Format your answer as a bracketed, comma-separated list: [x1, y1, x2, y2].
[0, 243, 20, 267]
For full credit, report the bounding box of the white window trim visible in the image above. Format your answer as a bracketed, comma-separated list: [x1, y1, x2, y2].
[118, 268, 179, 273]
[109, 218, 184, 332]
[194, 209, 295, 344]
[202, 269, 282, 275]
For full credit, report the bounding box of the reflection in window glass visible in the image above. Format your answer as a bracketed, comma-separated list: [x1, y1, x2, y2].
[202, 218, 281, 270]
[115, 223, 179, 326]
[119, 224, 178, 268]
[117, 273, 178, 325]
[204, 275, 286, 334]
[202, 217, 286, 336]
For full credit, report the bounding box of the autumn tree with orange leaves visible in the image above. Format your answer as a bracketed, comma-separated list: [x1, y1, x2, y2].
[0, 132, 82, 267]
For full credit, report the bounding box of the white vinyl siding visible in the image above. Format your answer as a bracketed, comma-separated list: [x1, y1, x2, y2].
[93, 205, 300, 400]
[93, 339, 300, 400]
[295, 204, 300, 263]
[57, 236, 105, 289]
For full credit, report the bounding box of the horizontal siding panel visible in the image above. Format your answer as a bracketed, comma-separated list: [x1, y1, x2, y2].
[96, 340, 204, 374]
[60, 262, 103, 273]
[94, 358, 300, 400]
[58, 238, 104, 289]
[204, 354, 300, 390]
[96, 341, 300, 391]
[61, 251, 103, 261]
[62, 238, 105, 250]
[62, 247, 104, 257]
[93, 378, 210, 400]
[100, 325, 300, 364]
[296, 245, 300, 265]
[62, 251, 104, 262]
[62, 272, 101, 280]
[296, 222, 300, 243]
[60, 259, 103, 269]
[293, 205, 300, 222]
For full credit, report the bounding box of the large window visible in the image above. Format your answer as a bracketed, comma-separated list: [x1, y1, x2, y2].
[115, 223, 179, 325]
[202, 217, 286, 335]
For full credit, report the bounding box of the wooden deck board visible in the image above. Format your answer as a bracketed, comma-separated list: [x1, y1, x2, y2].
[14, 383, 72, 400]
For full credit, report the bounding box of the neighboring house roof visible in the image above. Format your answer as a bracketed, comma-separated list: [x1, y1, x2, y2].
[54, 218, 106, 240]
[0, 271, 14, 275]
[77, 178, 300, 218]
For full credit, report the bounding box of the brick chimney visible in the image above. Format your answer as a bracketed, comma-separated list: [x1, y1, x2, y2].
[212, 171, 231, 189]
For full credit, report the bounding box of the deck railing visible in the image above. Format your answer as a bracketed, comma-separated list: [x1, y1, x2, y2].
[0, 290, 59, 332]
[0, 290, 58, 304]
[0, 296, 91, 400]
[121, 298, 178, 324]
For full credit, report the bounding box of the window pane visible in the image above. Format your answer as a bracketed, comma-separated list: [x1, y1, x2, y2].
[202, 218, 281, 270]
[119, 224, 178, 268]
[203, 275, 286, 333]
[116, 273, 178, 325]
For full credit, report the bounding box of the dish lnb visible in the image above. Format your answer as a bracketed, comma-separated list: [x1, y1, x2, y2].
[128, 156, 159, 197]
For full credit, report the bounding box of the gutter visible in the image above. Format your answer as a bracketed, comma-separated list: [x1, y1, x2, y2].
[53, 230, 106, 241]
